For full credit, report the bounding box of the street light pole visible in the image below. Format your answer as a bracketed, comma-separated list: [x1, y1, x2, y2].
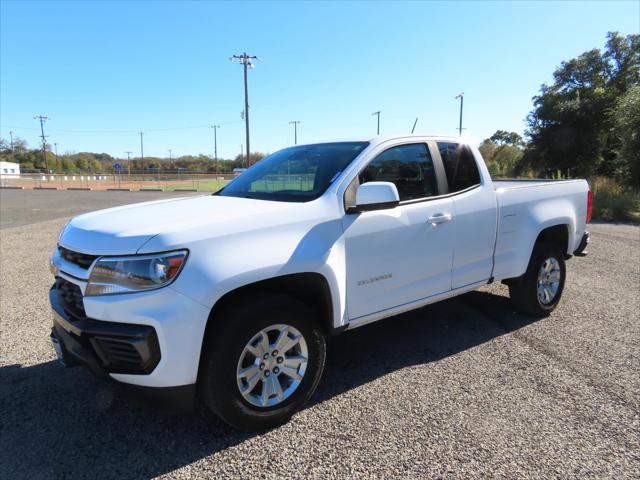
[125, 151, 132, 175]
[372, 111, 381, 135]
[231, 53, 260, 167]
[455, 92, 464, 136]
[210, 125, 220, 172]
[289, 120, 300, 145]
[54, 143, 59, 172]
[9, 131, 13, 151]
[139, 132, 145, 160]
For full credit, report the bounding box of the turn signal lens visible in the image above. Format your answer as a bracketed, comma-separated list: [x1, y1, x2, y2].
[587, 190, 593, 223]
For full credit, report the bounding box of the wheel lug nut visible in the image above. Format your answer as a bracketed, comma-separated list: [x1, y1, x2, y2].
[259, 362, 265, 370]
[277, 357, 283, 364]
[264, 370, 270, 377]
[273, 367, 280, 374]
[272, 350, 278, 356]
[263, 353, 269, 360]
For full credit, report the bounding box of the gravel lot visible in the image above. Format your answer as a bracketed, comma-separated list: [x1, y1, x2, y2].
[1, 190, 639, 479]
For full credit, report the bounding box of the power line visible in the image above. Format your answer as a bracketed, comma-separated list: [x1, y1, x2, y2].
[372, 111, 381, 135]
[33, 115, 49, 171]
[230, 53, 261, 167]
[289, 120, 300, 145]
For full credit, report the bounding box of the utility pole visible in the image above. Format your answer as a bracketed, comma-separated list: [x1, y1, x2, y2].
[240, 144, 244, 167]
[210, 125, 220, 172]
[125, 151, 132, 175]
[455, 92, 464, 136]
[9, 131, 13, 151]
[230, 53, 260, 166]
[168, 149, 173, 171]
[372, 111, 381, 135]
[289, 120, 300, 145]
[34, 115, 49, 172]
[139, 132, 144, 160]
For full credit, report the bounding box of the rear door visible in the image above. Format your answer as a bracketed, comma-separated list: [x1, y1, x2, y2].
[342, 142, 455, 320]
[436, 142, 497, 289]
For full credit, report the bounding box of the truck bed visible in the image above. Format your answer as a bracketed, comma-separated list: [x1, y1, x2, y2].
[490, 178, 589, 281]
[493, 179, 578, 190]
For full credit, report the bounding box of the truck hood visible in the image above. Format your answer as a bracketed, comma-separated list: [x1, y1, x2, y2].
[59, 194, 302, 255]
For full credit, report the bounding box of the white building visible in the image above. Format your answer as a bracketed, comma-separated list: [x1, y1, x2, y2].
[0, 161, 20, 178]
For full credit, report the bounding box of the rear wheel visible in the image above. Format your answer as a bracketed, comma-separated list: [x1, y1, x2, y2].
[508, 241, 566, 316]
[199, 294, 326, 430]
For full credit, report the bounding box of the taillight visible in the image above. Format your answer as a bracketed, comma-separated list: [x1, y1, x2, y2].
[586, 190, 593, 223]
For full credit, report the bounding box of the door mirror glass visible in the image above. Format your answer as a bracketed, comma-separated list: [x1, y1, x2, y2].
[353, 181, 400, 212]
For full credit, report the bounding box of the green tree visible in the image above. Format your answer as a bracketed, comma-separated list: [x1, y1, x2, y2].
[519, 32, 640, 185]
[479, 130, 525, 177]
[612, 85, 640, 186]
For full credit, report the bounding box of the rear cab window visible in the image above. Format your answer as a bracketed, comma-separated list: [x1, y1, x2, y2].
[436, 142, 481, 193]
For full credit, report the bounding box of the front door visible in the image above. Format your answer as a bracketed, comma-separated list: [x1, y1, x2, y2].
[342, 142, 455, 320]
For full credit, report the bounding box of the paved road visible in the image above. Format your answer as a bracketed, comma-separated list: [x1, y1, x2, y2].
[0, 189, 201, 229]
[1, 191, 639, 479]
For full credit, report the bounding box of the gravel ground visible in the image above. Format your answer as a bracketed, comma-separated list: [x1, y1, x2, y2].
[1, 190, 639, 479]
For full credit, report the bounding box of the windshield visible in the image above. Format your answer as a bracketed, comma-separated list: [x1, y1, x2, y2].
[217, 142, 369, 202]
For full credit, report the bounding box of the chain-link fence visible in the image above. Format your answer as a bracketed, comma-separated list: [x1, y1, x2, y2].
[0, 173, 236, 192]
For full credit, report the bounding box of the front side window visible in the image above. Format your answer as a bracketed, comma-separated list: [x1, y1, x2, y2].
[437, 142, 481, 192]
[218, 142, 368, 202]
[359, 143, 438, 201]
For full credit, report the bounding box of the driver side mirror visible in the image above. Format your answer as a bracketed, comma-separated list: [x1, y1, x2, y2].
[351, 181, 400, 212]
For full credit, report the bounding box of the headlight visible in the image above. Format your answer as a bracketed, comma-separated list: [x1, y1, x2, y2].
[85, 250, 188, 296]
[58, 220, 70, 242]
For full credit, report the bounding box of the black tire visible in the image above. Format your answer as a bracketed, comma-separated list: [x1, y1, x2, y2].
[508, 241, 566, 316]
[199, 293, 326, 430]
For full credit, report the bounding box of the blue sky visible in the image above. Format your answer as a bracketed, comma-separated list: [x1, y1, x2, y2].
[1, 1, 638, 160]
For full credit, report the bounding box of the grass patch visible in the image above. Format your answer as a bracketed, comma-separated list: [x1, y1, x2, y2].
[166, 179, 230, 192]
[590, 176, 640, 223]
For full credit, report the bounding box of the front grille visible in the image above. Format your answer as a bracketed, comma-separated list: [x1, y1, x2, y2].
[55, 277, 86, 319]
[58, 245, 98, 269]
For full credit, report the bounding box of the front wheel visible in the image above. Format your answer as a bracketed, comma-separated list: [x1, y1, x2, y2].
[508, 241, 566, 316]
[199, 294, 326, 430]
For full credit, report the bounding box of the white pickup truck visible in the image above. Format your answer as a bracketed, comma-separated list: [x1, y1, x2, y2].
[49, 135, 591, 429]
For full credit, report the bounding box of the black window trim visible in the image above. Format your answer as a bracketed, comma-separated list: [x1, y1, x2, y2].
[343, 140, 484, 212]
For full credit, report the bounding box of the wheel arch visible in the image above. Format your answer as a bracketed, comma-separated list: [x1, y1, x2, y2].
[202, 271, 338, 342]
[534, 223, 570, 254]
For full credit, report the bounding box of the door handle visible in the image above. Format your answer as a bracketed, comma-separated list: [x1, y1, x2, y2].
[427, 213, 453, 225]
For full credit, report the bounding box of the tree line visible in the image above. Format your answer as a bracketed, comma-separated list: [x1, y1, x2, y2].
[0, 137, 266, 174]
[1, 32, 637, 186]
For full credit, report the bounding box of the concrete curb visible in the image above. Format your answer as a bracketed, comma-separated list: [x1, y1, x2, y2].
[173, 189, 198, 192]
[0, 186, 25, 189]
[66, 187, 93, 191]
[139, 188, 164, 192]
[34, 187, 59, 190]
[106, 188, 132, 191]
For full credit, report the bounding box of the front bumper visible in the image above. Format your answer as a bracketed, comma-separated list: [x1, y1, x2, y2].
[50, 287, 161, 375]
[49, 281, 209, 411]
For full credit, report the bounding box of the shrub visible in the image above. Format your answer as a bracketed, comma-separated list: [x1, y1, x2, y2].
[589, 176, 640, 223]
